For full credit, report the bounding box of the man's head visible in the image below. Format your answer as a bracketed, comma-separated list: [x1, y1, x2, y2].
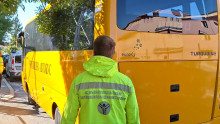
[94, 35, 115, 58]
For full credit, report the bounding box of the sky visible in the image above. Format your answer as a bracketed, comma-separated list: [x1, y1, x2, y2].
[17, 1, 42, 30]
[3, 2, 41, 42]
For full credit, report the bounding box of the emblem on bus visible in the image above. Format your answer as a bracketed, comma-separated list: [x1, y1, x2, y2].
[134, 39, 142, 50]
[121, 39, 142, 57]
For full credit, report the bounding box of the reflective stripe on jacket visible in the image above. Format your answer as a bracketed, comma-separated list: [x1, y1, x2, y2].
[61, 56, 140, 124]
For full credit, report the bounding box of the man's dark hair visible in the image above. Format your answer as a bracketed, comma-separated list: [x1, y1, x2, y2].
[94, 35, 115, 58]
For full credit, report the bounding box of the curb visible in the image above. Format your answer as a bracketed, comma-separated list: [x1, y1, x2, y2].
[0, 77, 15, 101]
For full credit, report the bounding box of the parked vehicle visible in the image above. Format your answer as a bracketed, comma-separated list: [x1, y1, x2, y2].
[6, 51, 22, 81]
[1, 54, 9, 73]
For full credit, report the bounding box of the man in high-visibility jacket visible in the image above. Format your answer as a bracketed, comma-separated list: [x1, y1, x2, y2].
[61, 36, 140, 124]
[0, 52, 4, 88]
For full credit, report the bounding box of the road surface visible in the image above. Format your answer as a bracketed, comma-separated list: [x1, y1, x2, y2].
[0, 75, 54, 124]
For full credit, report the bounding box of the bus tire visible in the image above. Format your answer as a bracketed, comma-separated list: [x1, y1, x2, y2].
[55, 107, 61, 124]
[27, 87, 36, 105]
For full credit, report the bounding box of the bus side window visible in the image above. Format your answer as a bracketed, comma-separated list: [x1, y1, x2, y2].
[25, 0, 95, 51]
[72, 1, 95, 50]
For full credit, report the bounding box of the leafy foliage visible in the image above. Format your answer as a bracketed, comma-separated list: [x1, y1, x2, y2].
[0, 0, 22, 15]
[2, 15, 23, 54]
[10, 15, 23, 39]
[0, 0, 43, 15]
[0, 13, 12, 44]
[1, 0, 94, 51]
[2, 37, 21, 54]
[34, 0, 94, 50]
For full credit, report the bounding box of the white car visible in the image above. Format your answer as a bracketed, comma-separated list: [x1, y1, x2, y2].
[6, 50, 22, 81]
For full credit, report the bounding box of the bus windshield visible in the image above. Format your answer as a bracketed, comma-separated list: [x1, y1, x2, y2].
[117, 0, 218, 35]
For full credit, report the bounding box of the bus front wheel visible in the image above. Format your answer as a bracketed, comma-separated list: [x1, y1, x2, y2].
[55, 107, 61, 124]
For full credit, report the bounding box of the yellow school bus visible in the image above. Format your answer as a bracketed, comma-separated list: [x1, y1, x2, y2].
[20, 0, 220, 123]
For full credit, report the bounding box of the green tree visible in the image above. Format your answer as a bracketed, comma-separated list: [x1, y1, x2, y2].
[2, 14, 23, 54]
[0, 13, 12, 44]
[2, 37, 21, 54]
[1, 0, 94, 51]
[0, 0, 69, 15]
[10, 14, 23, 39]
[35, 0, 94, 50]
[0, 0, 42, 15]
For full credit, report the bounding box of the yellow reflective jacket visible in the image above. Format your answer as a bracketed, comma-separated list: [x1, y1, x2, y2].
[0, 57, 4, 74]
[61, 56, 140, 124]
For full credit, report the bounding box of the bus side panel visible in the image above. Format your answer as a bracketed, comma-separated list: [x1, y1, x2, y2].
[24, 52, 38, 101]
[117, 31, 218, 62]
[33, 51, 65, 116]
[21, 72, 27, 92]
[22, 51, 93, 118]
[119, 61, 217, 124]
[213, 0, 220, 117]
[22, 58, 27, 93]
[36, 82, 66, 118]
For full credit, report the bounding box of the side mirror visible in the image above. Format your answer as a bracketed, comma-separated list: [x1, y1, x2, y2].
[17, 32, 24, 48]
[16, 37, 23, 47]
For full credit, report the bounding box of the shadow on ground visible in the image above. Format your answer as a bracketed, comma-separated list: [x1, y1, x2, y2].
[0, 105, 39, 115]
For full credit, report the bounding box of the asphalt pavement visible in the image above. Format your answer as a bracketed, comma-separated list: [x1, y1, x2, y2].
[0, 79, 10, 99]
[0, 75, 54, 124]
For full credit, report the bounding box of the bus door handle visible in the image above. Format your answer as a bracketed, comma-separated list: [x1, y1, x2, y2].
[42, 87, 44, 91]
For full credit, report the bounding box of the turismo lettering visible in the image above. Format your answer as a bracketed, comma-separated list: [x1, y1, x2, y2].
[191, 51, 216, 56]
